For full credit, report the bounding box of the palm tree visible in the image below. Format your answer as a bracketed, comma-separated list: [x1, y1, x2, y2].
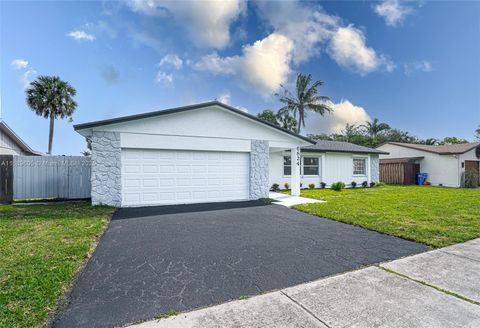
[424, 138, 439, 145]
[361, 118, 390, 139]
[26, 76, 77, 154]
[341, 123, 359, 142]
[277, 73, 332, 133]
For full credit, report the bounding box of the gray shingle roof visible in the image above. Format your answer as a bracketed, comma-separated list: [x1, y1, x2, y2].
[302, 140, 389, 154]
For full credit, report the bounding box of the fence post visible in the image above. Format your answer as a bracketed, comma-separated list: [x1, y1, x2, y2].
[0, 155, 14, 204]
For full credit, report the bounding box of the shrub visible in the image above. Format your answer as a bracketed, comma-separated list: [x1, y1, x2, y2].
[308, 183, 315, 189]
[351, 181, 357, 188]
[284, 183, 290, 190]
[370, 182, 376, 188]
[362, 181, 368, 188]
[331, 181, 345, 191]
[271, 183, 280, 192]
[320, 182, 326, 189]
[376, 182, 386, 187]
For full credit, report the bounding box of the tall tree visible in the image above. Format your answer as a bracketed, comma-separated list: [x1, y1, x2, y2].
[439, 137, 468, 145]
[256, 109, 279, 126]
[276, 107, 297, 132]
[361, 118, 390, 140]
[340, 123, 359, 142]
[26, 76, 77, 154]
[277, 73, 332, 133]
[475, 126, 480, 141]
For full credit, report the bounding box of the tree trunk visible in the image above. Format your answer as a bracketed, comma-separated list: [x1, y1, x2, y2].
[48, 113, 55, 155]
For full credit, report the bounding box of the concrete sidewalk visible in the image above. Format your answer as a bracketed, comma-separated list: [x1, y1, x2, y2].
[129, 239, 480, 328]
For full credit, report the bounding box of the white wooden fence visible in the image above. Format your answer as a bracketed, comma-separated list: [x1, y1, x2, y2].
[13, 156, 91, 199]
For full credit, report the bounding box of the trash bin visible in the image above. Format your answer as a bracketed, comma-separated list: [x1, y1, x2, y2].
[417, 172, 428, 185]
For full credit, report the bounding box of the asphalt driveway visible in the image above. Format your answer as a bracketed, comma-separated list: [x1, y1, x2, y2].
[54, 201, 427, 328]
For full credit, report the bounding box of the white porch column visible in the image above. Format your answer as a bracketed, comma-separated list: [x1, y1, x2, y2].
[367, 154, 372, 184]
[291, 146, 301, 196]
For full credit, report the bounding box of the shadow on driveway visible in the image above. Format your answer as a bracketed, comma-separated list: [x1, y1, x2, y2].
[54, 201, 427, 328]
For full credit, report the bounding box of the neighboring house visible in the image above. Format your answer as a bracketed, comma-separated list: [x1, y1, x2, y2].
[270, 140, 387, 189]
[376, 142, 480, 187]
[74, 102, 383, 207]
[0, 120, 41, 156]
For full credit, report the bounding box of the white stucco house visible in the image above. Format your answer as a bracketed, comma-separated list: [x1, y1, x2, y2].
[0, 120, 41, 156]
[74, 102, 384, 207]
[376, 142, 480, 187]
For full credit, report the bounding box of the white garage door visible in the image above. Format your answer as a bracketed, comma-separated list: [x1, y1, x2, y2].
[121, 149, 250, 206]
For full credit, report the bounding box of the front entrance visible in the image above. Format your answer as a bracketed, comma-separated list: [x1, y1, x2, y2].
[465, 160, 480, 187]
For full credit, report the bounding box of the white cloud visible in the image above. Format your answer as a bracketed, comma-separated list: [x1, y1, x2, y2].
[154, 71, 173, 86]
[127, 0, 245, 49]
[67, 30, 96, 41]
[11, 59, 29, 69]
[217, 91, 231, 104]
[255, 1, 338, 64]
[305, 99, 371, 134]
[158, 54, 183, 70]
[404, 60, 433, 75]
[21, 69, 38, 89]
[194, 33, 294, 97]
[373, 0, 413, 27]
[327, 26, 395, 75]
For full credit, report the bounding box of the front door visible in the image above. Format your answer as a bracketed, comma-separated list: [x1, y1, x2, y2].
[465, 160, 480, 187]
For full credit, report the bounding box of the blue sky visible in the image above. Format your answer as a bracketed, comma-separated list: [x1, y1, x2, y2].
[1, 0, 479, 155]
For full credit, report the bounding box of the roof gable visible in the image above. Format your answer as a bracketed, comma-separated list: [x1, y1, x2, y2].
[0, 121, 41, 155]
[74, 101, 314, 144]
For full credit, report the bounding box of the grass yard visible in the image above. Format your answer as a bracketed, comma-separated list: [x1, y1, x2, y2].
[0, 202, 114, 328]
[294, 186, 480, 248]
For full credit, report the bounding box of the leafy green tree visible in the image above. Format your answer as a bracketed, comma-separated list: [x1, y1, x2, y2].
[26, 76, 77, 154]
[475, 126, 480, 141]
[424, 138, 439, 145]
[340, 123, 359, 142]
[276, 108, 297, 132]
[439, 137, 469, 145]
[277, 73, 332, 133]
[256, 109, 279, 126]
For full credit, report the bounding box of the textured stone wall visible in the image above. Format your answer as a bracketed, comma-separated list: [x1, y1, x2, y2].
[91, 131, 121, 206]
[371, 154, 380, 182]
[249, 140, 269, 200]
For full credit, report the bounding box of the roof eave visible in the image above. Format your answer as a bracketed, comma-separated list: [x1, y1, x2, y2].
[74, 101, 315, 145]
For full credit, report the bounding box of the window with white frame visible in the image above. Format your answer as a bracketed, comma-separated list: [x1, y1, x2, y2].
[353, 158, 367, 175]
[283, 156, 291, 176]
[303, 157, 319, 175]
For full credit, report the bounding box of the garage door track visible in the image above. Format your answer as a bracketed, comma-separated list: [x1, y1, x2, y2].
[53, 201, 427, 328]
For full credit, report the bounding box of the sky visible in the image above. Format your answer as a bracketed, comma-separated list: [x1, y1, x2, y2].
[1, 0, 479, 155]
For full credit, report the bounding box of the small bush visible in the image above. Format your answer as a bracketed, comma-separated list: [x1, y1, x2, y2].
[271, 183, 280, 192]
[362, 181, 368, 188]
[376, 182, 386, 187]
[351, 181, 357, 188]
[320, 182, 326, 189]
[308, 183, 315, 189]
[331, 181, 345, 191]
[284, 183, 290, 190]
[370, 182, 376, 188]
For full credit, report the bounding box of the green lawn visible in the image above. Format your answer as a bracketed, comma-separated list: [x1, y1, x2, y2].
[0, 202, 114, 328]
[293, 186, 480, 248]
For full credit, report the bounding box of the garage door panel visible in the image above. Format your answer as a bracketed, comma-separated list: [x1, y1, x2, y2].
[122, 149, 250, 206]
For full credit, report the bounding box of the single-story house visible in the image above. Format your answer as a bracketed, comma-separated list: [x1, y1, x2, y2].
[376, 142, 480, 187]
[74, 102, 384, 207]
[0, 120, 41, 156]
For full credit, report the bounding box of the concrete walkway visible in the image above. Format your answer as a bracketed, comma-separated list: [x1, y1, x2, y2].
[269, 191, 324, 207]
[129, 238, 480, 328]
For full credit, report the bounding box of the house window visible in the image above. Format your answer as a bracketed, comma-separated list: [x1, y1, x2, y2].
[303, 157, 319, 175]
[283, 156, 291, 176]
[353, 158, 366, 175]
